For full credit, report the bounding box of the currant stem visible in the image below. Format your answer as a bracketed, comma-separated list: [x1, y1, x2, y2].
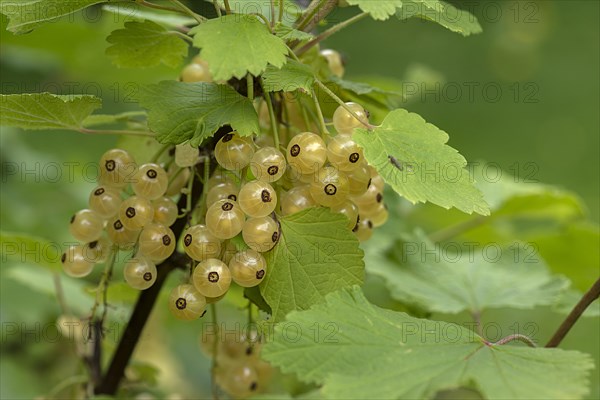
[300, 0, 339, 33]
[269, 0, 276, 26]
[296, 12, 369, 55]
[223, 0, 232, 14]
[171, 30, 193, 43]
[212, 0, 222, 17]
[315, 80, 373, 130]
[262, 84, 281, 149]
[546, 277, 600, 348]
[168, 0, 206, 23]
[278, 0, 284, 23]
[310, 87, 330, 138]
[247, 74, 254, 101]
[488, 334, 537, 348]
[210, 302, 220, 400]
[88, 246, 117, 324]
[251, 13, 273, 32]
[296, 0, 327, 31]
[151, 143, 172, 163]
[138, 0, 184, 14]
[53, 273, 70, 315]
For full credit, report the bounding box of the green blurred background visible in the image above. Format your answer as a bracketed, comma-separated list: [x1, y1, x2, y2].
[1, 1, 598, 399]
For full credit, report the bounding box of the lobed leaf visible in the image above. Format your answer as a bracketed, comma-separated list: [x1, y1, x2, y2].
[262, 60, 315, 92]
[397, 0, 482, 36]
[345, 0, 404, 21]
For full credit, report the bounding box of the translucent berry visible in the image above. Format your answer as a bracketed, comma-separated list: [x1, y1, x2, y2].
[119, 196, 154, 230]
[182, 224, 222, 261]
[175, 143, 199, 167]
[215, 132, 255, 171]
[309, 166, 350, 207]
[207, 181, 239, 206]
[281, 185, 317, 215]
[229, 249, 267, 287]
[370, 204, 389, 227]
[207, 169, 236, 191]
[89, 186, 122, 218]
[98, 148, 136, 188]
[168, 284, 207, 321]
[238, 180, 277, 218]
[106, 218, 140, 248]
[84, 237, 111, 264]
[217, 363, 259, 399]
[352, 183, 383, 208]
[132, 163, 168, 200]
[332, 102, 369, 134]
[286, 132, 327, 175]
[192, 259, 232, 298]
[347, 162, 371, 196]
[353, 217, 373, 242]
[330, 200, 359, 230]
[370, 173, 385, 191]
[62, 245, 94, 278]
[181, 61, 211, 83]
[320, 49, 344, 78]
[69, 209, 104, 243]
[327, 134, 364, 172]
[205, 199, 245, 240]
[138, 223, 176, 262]
[250, 147, 286, 182]
[124, 256, 157, 290]
[152, 197, 178, 227]
[242, 216, 279, 253]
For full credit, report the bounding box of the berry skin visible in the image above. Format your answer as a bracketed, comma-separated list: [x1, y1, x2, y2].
[124, 256, 157, 290]
[281, 185, 317, 215]
[320, 49, 344, 78]
[332, 102, 369, 134]
[286, 132, 327, 175]
[168, 284, 207, 321]
[327, 134, 364, 172]
[175, 143, 199, 167]
[215, 132, 255, 171]
[84, 237, 111, 263]
[181, 61, 212, 83]
[138, 223, 176, 262]
[346, 162, 371, 196]
[207, 181, 239, 206]
[98, 148, 136, 188]
[62, 245, 94, 278]
[242, 216, 279, 252]
[206, 199, 246, 240]
[166, 165, 190, 196]
[330, 200, 359, 230]
[106, 217, 140, 248]
[352, 217, 373, 242]
[207, 169, 236, 191]
[250, 147, 286, 183]
[69, 209, 104, 243]
[152, 197, 178, 227]
[132, 163, 168, 200]
[119, 196, 154, 230]
[351, 182, 383, 208]
[370, 173, 385, 192]
[182, 224, 222, 261]
[370, 204, 389, 227]
[192, 259, 232, 298]
[309, 166, 350, 207]
[89, 186, 122, 218]
[238, 181, 277, 218]
[217, 363, 259, 399]
[229, 249, 267, 287]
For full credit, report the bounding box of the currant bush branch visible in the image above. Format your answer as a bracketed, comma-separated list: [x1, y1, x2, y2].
[168, 0, 207, 23]
[296, 12, 369, 55]
[488, 334, 537, 348]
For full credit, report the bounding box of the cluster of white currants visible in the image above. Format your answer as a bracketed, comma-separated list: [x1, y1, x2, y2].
[200, 329, 272, 399]
[62, 149, 180, 291]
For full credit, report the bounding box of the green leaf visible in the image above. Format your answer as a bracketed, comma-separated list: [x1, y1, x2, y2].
[1, 231, 61, 271]
[273, 22, 314, 42]
[0, 93, 101, 131]
[330, 76, 398, 96]
[260, 208, 364, 322]
[553, 289, 600, 318]
[262, 60, 315, 92]
[263, 287, 594, 400]
[368, 231, 568, 314]
[190, 15, 288, 81]
[102, 4, 197, 27]
[0, 0, 109, 34]
[106, 20, 188, 68]
[137, 81, 259, 145]
[244, 286, 272, 314]
[353, 109, 489, 215]
[345, 0, 403, 20]
[82, 111, 147, 127]
[397, 0, 482, 36]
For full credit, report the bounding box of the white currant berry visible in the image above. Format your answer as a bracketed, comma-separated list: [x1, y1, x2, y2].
[286, 132, 327, 175]
[370, 204, 389, 227]
[205, 199, 245, 240]
[353, 217, 373, 242]
[332, 102, 368, 134]
[207, 169, 236, 191]
[182, 224, 222, 261]
[84, 237, 111, 264]
[181, 61, 211, 82]
[217, 363, 259, 399]
[281, 185, 317, 215]
[168, 284, 207, 321]
[242, 216, 279, 252]
[152, 197, 178, 227]
[124, 256, 157, 290]
[309, 166, 350, 207]
[370, 173, 385, 192]
[69, 209, 104, 243]
[327, 134, 364, 172]
[352, 183, 383, 209]
[250, 147, 286, 183]
[175, 143, 200, 167]
[89, 186, 122, 218]
[138, 223, 176, 262]
[207, 181, 239, 206]
[215, 132, 255, 171]
[132, 163, 168, 200]
[98, 148, 136, 188]
[238, 180, 277, 218]
[347, 162, 371, 196]
[320, 49, 344, 78]
[229, 249, 267, 287]
[192, 258, 232, 298]
[330, 200, 359, 230]
[119, 196, 154, 230]
[62, 245, 94, 278]
[106, 218, 140, 248]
